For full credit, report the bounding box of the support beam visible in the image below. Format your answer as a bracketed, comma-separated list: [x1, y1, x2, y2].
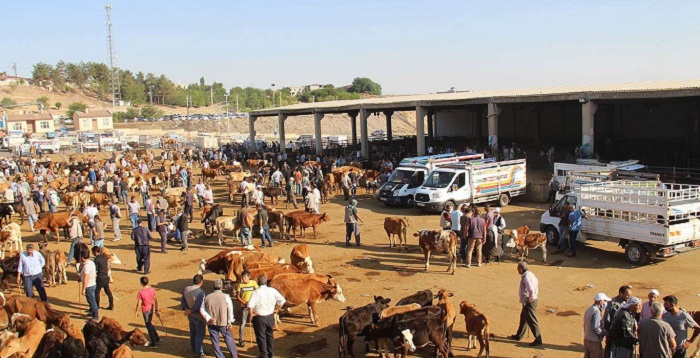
[314, 112, 324, 155]
[582, 101, 598, 156]
[360, 109, 369, 158]
[416, 106, 426, 156]
[384, 110, 394, 141]
[248, 115, 257, 151]
[427, 111, 434, 141]
[487, 102, 499, 158]
[278, 113, 287, 151]
[348, 111, 358, 145]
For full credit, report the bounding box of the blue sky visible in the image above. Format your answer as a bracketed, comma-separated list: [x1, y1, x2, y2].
[1, 0, 698, 94]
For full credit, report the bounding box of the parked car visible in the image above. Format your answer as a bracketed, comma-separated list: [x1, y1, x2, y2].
[63, 118, 74, 125]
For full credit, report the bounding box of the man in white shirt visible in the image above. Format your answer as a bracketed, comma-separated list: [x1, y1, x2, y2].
[200, 279, 237, 358]
[194, 180, 206, 208]
[81, 251, 99, 320]
[312, 184, 321, 214]
[203, 185, 214, 205]
[251, 185, 264, 207]
[271, 169, 283, 187]
[247, 275, 286, 358]
[17, 244, 47, 302]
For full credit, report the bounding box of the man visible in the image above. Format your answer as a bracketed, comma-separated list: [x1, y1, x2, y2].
[119, 178, 129, 204]
[566, 204, 587, 257]
[140, 180, 149, 209]
[466, 207, 486, 268]
[509, 262, 542, 346]
[156, 210, 169, 253]
[132, 219, 152, 274]
[304, 185, 315, 213]
[238, 203, 253, 246]
[93, 246, 114, 311]
[106, 177, 115, 201]
[256, 204, 273, 248]
[145, 196, 156, 232]
[236, 270, 258, 347]
[247, 274, 286, 358]
[184, 188, 195, 224]
[642, 289, 660, 320]
[66, 215, 83, 266]
[458, 207, 473, 264]
[341, 172, 351, 201]
[604, 285, 633, 357]
[251, 185, 264, 207]
[23, 196, 38, 232]
[492, 208, 507, 261]
[439, 204, 453, 230]
[108, 199, 122, 242]
[450, 204, 462, 235]
[80, 250, 98, 320]
[128, 196, 141, 229]
[312, 183, 321, 214]
[583, 292, 611, 358]
[17, 244, 47, 302]
[177, 209, 190, 251]
[239, 178, 250, 208]
[610, 297, 642, 357]
[84, 203, 99, 241]
[271, 168, 283, 187]
[640, 301, 677, 358]
[182, 275, 206, 357]
[344, 199, 364, 247]
[91, 215, 106, 248]
[663, 295, 700, 358]
[555, 202, 571, 254]
[200, 279, 238, 358]
[135, 276, 161, 349]
[285, 178, 298, 209]
[547, 175, 559, 205]
[203, 185, 214, 206]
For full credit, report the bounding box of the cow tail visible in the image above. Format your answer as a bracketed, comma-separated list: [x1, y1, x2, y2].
[338, 315, 346, 357]
[483, 314, 490, 354]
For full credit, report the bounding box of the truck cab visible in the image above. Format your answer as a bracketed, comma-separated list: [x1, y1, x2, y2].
[378, 166, 427, 207]
[414, 168, 470, 212]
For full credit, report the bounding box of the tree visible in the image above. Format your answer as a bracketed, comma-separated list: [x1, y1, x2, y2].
[32, 62, 53, 82]
[55, 102, 62, 110]
[349, 77, 382, 95]
[66, 102, 87, 118]
[140, 105, 164, 118]
[36, 96, 50, 108]
[1, 97, 17, 107]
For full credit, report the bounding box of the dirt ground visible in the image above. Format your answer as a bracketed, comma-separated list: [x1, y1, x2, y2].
[16, 170, 700, 358]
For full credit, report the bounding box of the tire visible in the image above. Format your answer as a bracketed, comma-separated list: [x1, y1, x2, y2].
[498, 193, 510, 207]
[545, 226, 559, 246]
[405, 195, 415, 208]
[444, 200, 456, 212]
[624, 242, 650, 265]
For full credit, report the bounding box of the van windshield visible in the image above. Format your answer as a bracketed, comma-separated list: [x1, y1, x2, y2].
[388, 170, 414, 183]
[423, 171, 455, 188]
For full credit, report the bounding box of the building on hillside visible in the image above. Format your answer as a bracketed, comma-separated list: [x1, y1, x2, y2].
[288, 86, 304, 96]
[4, 113, 55, 133]
[0, 75, 30, 86]
[306, 84, 323, 91]
[73, 109, 114, 131]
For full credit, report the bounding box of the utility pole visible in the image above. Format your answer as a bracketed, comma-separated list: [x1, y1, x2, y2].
[148, 86, 153, 105]
[186, 95, 191, 118]
[271, 84, 276, 108]
[12, 63, 17, 82]
[236, 95, 239, 112]
[105, 4, 121, 112]
[210, 87, 213, 107]
[224, 93, 230, 133]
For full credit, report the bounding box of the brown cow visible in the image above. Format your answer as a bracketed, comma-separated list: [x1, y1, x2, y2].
[90, 192, 111, 210]
[270, 273, 337, 286]
[112, 344, 134, 358]
[383, 217, 410, 250]
[54, 250, 68, 285]
[4, 296, 84, 345]
[436, 289, 457, 357]
[226, 251, 282, 282]
[245, 264, 301, 281]
[98, 317, 150, 347]
[459, 301, 491, 358]
[414, 229, 458, 275]
[39, 243, 57, 287]
[379, 303, 422, 320]
[197, 247, 262, 275]
[284, 212, 331, 239]
[202, 168, 219, 183]
[290, 244, 314, 273]
[270, 276, 346, 326]
[262, 186, 286, 205]
[34, 212, 83, 244]
[506, 226, 547, 262]
[0, 317, 46, 357]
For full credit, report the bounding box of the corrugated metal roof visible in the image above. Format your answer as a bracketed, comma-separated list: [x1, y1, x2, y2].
[252, 79, 700, 116]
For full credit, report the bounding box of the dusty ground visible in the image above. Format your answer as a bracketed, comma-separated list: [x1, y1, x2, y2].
[12, 169, 700, 358]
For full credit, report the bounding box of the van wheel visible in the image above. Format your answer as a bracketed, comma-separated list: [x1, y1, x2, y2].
[498, 193, 510, 207]
[625, 242, 650, 265]
[405, 195, 415, 208]
[545, 226, 559, 246]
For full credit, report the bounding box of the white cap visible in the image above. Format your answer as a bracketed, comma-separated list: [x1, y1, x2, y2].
[595, 293, 611, 302]
[649, 289, 659, 296]
[493, 207, 500, 213]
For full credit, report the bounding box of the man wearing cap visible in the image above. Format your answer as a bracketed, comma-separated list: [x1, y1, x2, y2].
[566, 204, 587, 258]
[640, 301, 676, 358]
[604, 285, 632, 357]
[583, 292, 611, 358]
[510, 262, 542, 346]
[663, 295, 700, 358]
[610, 296, 642, 357]
[344, 199, 364, 247]
[182, 274, 206, 357]
[200, 279, 237, 358]
[131, 218, 152, 274]
[17, 243, 47, 302]
[641, 289, 660, 320]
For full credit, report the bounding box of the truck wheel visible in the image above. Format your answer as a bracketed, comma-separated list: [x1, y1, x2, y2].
[545, 226, 559, 246]
[498, 193, 510, 207]
[405, 195, 415, 208]
[625, 242, 650, 265]
[444, 200, 455, 212]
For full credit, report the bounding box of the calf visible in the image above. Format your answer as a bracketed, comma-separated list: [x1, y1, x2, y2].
[338, 296, 392, 358]
[415, 229, 458, 275]
[365, 312, 448, 358]
[262, 186, 286, 205]
[98, 317, 149, 347]
[396, 289, 434, 307]
[459, 301, 491, 358]
[506, 226, 548, 262]
[383, 217, 409, 250]
[267, 209, 286, 239]
[435, 289, 456, 357]
[39, 243, 58, 287]
[271, 276, 346, 326]
[290, 244, 314, 273]
[215, 216, 239, 246]
[54, 250, 68, 285]
[0, 254, 19, 290]
[35, 329, 65, 358]
[83, 320, 138, 358]
[60, 335, 89, 358]
[379, 303, 422, 320]
[0, 223, 21, 258]
[0, 317, 47, 357]
[285, 212, 331, 239]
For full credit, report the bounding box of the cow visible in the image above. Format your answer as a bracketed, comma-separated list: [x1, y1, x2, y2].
[383, 217, 409, 251]
[112, 344, 133, 358]
[0, 204, 14, 226]
[82, 320, 141, 358]
[0, 317, 47, 358]
[414, 230, 458, 275]
[290, 244, 314, 273]
[201, 204, 224, 236]
[459, 301, 491, 358]
[245, 264, 302, 281]
[267, 209, 286, 239]
[163, 194, 183, 215]
[197, 247, 262, 275]
[0, 254, 19, 289]
[0, 202, 25, 225]
[396, 290, 434, 307]
[506, 226, 548, 262]
[364, 308, 448, 358]
[0, 222, 22, 258]
[338, 296, 392, 358]
[215, 215, 239, 246]
[39, 243, 57, 287]
[379, 304, 422, 320]
[162, 186, 186, 198]
[34, 329, 65, 358]
[284, 212, 331, 239]
[98, 317, 150, 347]
[55, 250, 68, 285]
[201, 168, 219, 183]
[34, 211, 83, 244]
[227, 251, 283, 282]
[261, 186, 286, 205]
[61, 335, 89, 358]
[89, 192, 111, 211]
[435, 289, 457, 357]
[270, 276, 346, 326]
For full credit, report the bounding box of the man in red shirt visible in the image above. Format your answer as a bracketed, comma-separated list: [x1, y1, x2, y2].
[135, 276, 162, 349]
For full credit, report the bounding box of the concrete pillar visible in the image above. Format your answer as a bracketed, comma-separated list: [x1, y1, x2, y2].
[582, 101, 598, 155]
[487, 102, 499, 157]
[360, 109, 370, 158]
[278, 113, 287, 151]
[248, 115, 257, 150]
[427, 111, 434, 141]
[384, 110, 394, 141]
[416, 106, 426, 156]
[348, 111, 358, 145]
[314, 112, 324, 155]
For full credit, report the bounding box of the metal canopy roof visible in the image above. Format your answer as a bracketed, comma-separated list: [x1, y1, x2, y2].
[250, 79, 700, 117]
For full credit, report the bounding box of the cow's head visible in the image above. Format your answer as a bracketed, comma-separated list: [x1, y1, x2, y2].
[459, 301, 477, 316]
[109, 253, 122, 266]
[400, 328, 416, 352]
[434, 289, 454, 303]
[0, 336, 21, 358]
[332, 284, 346, 303]
[197, 259, 207, 275]
[320, 213, 331, 222]
[373, 295, 392, 307]
[129, 328, 149, 347]
[301, 256, 315, 274]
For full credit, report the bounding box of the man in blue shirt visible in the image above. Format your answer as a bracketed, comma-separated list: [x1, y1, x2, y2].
[17, 244, 47, 302]
[567, 204, 587, 258]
